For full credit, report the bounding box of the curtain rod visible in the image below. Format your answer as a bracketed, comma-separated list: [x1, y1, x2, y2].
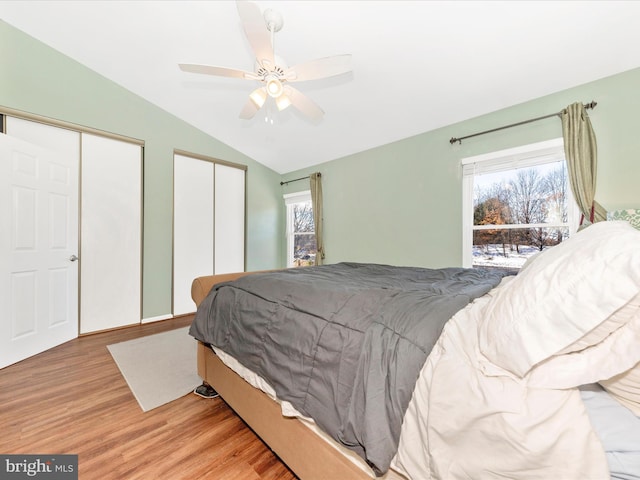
[280, 172, 321, 186]
[449, 101, 597, 145]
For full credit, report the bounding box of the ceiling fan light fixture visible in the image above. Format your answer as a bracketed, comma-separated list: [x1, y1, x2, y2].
[249, 87, 267, 107]
[266, 77, 284, 98]
[276, 94, 292, 111]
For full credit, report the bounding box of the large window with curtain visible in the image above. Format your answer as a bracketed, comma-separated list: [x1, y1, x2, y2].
[462, 138, 579, 273]
[284, 191, 317, 267]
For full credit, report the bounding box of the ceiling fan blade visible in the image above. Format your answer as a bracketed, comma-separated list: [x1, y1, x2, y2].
[179, 63, 258, 80]
[236, 0, 275, 69]
[285, 54, 352, 82]
[285, 86, 324, 121]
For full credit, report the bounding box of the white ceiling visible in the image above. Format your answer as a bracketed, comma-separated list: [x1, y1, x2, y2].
[3, 1, 640, 174]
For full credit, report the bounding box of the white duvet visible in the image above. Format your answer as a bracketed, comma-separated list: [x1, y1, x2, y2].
[394, 221, 640, 479]
[393, 289, 610, 479]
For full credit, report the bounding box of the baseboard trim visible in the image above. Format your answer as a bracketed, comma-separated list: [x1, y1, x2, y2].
[141, 314, 173, 324]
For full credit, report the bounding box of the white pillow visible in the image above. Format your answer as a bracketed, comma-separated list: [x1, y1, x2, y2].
[601, 363, 640, 416]
[557, 291, 640, 355]
[525, 307, 640, 389]
[478, 221, 640, 378]
[519, 249, 545, 272]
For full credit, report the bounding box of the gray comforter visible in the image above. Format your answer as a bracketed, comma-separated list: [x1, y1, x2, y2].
[189, 262, 505, 475]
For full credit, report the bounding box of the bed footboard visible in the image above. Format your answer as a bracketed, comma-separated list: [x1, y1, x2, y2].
[193, 272, 371, 480]
[197, 342, 370, 480]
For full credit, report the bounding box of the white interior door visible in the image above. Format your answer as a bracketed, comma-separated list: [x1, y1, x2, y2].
[214, 164, 245, 274]
[173, 154, 214, 316]
[80, 133, 142, 333]
[0, 131, 79, 369]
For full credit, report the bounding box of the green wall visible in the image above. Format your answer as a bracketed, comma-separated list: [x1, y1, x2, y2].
[282, 67, 640, 268]
[4, 18, 640, 315]
[0, 20, 284, 319]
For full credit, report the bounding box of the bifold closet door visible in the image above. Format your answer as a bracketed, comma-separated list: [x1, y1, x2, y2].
[80, 133, 142, 334]
[214, 163, 245, 274]
[173, 154, 214, 316]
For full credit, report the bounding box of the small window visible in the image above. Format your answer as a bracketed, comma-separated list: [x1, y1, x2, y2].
[284, 191, 316, 268]
[462, 138, 579, 273]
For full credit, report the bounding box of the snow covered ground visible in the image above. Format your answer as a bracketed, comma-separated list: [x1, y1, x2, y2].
[472, 244, 544, 271]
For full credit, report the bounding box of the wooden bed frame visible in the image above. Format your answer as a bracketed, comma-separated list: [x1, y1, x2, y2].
[191, 272, 372, 480]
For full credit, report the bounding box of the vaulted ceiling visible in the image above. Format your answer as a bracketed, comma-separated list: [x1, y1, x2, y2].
[3, 1, 640, 173]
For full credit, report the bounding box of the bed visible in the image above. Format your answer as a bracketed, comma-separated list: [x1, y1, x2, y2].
[189, 220, 640, 479]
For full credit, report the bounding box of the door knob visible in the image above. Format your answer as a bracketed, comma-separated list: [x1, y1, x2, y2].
[69, 255, 79, 262]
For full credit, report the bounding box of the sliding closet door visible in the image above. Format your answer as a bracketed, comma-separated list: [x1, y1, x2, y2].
[80, 133, 142, 333]
[214, 163, 245, 274]
[173, 155, 246, 315]
[173, 154, 214, 316]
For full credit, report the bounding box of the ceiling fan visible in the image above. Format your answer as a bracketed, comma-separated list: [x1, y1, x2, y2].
[179, 0, 352, 122]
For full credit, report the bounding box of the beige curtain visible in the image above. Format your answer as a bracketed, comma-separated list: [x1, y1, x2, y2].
[310, 172, 324, 265]
[561, 102, 606, 225]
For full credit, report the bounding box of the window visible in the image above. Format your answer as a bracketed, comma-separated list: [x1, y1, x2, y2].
[462, 138, 579, 273]
[284, 191, 317, 267]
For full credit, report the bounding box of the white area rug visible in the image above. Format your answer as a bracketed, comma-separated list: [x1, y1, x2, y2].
[107, 327, 201, 412]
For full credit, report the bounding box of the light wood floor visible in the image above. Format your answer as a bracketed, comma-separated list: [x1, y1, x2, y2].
[0, 316, 296, 480]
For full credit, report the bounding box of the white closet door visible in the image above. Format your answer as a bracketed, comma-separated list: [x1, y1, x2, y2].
[173, 154, 214, 316]
[0, 121, 79, 368]
[80, 133, 142, 333]
[214, 164, 245, 274]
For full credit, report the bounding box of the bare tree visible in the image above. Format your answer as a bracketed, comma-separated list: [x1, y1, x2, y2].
[293, 203, 314, 232]
[507, 169, 549, 250]
[544, 165, 568, 243]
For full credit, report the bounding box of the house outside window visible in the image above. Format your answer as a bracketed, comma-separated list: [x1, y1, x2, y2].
[284, 191, 317, 267]
[462, 138, 579, 273]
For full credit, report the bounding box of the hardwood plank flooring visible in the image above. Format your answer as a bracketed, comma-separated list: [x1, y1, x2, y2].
[0, 316, 296, 480]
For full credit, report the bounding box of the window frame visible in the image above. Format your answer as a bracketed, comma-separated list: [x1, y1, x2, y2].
[461, 138, 579, 268]
[284, 190, 315, 268]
